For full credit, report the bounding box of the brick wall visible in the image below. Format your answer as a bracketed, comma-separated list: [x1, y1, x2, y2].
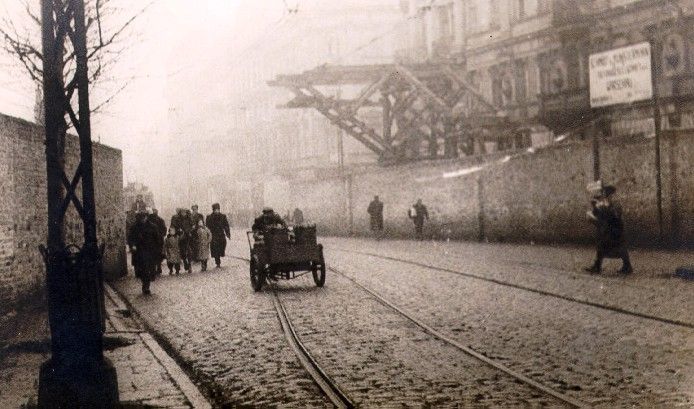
[265, 131, 693, 247]
[0, 113, 125, 312]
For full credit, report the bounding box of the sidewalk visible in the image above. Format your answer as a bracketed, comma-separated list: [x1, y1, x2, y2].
[0, 285, 211, 408]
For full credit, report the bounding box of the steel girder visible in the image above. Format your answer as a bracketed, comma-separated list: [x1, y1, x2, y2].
[269, 63, 504, 162]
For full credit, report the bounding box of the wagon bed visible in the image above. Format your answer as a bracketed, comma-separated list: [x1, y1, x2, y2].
[246, 226, 326, 291]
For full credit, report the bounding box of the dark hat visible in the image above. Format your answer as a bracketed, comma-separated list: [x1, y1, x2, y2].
[602, 185, 617, 196]
[262, 206, 273, 213]
[212, 203, 220, 210]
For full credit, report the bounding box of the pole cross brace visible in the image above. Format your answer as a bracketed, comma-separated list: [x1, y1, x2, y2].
[59, 162, 86, 221]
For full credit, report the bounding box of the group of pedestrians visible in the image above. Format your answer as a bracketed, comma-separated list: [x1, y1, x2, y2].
[127, 203, 231, 295]
[366, 183, 633, 273]
[367, 196, 429, 240]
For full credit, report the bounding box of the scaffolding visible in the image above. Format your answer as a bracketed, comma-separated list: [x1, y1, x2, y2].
[269, 64, 513, 163]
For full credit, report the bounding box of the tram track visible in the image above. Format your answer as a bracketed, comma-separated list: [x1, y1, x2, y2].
[231, 256, 355, 408]
[233, 254, 586, 408]
[327, 265, 589, 409]
[272, 290, 356, 409]
[332, 247, 694, 329]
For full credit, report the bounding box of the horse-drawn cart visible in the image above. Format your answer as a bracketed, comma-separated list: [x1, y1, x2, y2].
[246, 225, 326, 291]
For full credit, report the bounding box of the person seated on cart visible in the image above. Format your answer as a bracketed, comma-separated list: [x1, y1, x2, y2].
[252, 207, 287, 239]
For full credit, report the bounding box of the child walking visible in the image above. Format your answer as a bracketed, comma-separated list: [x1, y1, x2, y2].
[164, 227, 182, 275]
[193, 219, 212, 271]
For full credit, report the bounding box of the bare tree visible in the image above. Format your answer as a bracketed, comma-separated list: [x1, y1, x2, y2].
[0, 0, 151, 121]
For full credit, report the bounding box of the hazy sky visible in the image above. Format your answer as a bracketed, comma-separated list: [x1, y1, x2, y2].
[0, 0, 288, 180]
[0, 0, 400, 202]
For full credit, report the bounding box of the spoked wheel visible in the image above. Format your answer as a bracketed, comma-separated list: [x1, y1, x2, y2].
[250, 257, 265, 292]
[312, 250, 326, 287]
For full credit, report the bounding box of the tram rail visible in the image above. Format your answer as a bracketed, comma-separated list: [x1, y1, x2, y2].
[328, 266, 589, 409]
[332, 247, 694, 329]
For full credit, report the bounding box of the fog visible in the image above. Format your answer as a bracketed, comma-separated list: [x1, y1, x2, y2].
[0, 0, 403, 215]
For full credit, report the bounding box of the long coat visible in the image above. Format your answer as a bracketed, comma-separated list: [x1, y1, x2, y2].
[206, 212, 230, 258]
[164, 234, 182, 264]
[367, 200, 384, 230]
[127, 220, 162, 279]
[150, 214, 167, 259]
[171, 212, 194, 258]
[192, 225, 212, 261]
[409, 203, 429, 226]
[590, 200, 626, 257]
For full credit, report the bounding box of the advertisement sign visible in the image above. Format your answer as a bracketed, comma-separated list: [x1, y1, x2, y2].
[589, 42, 653, 108]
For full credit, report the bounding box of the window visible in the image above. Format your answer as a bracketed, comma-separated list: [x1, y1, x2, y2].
[438, 5, 453, 38]
[467, 2, 479, 30]
[549, 58, 568, 94]
[491, 68, 503, 106]
[501, 72, 514, 106]
[518, 0, 526, 19]
[514, 61, 527, 102]
[514, 0, 544, 20]
[467, 0, 495, 32]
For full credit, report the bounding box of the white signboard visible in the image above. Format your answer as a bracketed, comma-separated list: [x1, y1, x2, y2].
[589, 42, 653, 108]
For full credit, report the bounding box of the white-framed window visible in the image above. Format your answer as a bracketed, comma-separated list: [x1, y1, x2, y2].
[514, 0, 548, 21]
[466, 0, 495, 32]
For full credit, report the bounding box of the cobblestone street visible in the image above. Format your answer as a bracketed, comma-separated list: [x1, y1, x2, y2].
[109, 232, 694, 408]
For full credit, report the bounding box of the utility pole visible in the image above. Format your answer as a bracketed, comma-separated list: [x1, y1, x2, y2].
[38, 1, 118, 407]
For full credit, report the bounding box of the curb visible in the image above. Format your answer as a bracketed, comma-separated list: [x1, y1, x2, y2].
[104, 284, 212, 409]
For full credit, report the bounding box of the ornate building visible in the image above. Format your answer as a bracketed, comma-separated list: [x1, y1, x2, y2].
[401, 0, 694, 144]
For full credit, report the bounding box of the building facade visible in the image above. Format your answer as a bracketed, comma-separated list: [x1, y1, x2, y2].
[399, 0, 694, 145]
[228, 1, 404, 177]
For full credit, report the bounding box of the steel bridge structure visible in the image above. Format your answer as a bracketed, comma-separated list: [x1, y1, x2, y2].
[269, 64, 518, 163]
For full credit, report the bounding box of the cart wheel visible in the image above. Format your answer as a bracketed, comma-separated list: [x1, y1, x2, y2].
[250, 258, 264, 292]
[312, 258, 326, 287]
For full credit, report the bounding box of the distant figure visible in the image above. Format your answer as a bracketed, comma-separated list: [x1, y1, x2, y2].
[585, 185, 633, 274]
[252, 207, 287, 235]
[293, 208, 304, 225]
[164, 227, 182, 275]
[149, 208, 167, 275]
[127, 212, 162, 294]
[131, 194, 147, 213]
[206, 203, 231, 268]
[193, 219, 212, 271]
[367, 195, 384, 238]
[408, 199, 429, 240]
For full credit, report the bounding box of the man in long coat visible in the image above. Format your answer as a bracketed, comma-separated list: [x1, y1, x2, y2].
[171, 208, 194, 273]
[408, 198, 429, 240]
[149, 208, 167, 275]
[585, 185, 633, 274]
[206, 203, 231, 268]
[367, 195, 384, 238]
[127, 212, 163, 294]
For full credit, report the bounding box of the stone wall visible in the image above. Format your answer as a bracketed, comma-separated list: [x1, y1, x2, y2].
[264, 131, 693, 247]
[0, 113, 125, 312]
